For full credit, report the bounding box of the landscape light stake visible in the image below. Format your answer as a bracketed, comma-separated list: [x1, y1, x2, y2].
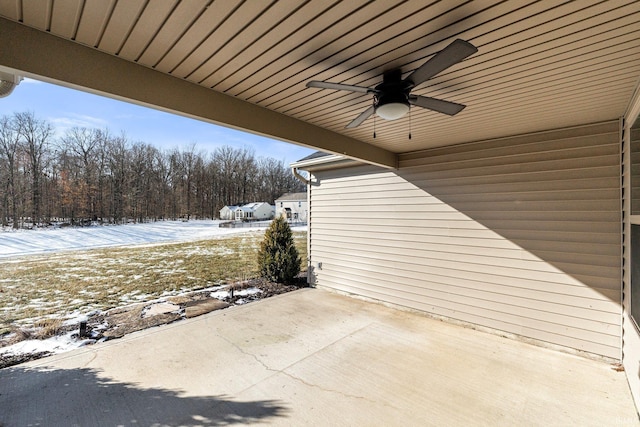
[79, 321, 87, 338]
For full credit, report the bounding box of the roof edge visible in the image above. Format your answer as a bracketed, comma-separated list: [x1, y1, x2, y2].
[291, 153, 364, 171]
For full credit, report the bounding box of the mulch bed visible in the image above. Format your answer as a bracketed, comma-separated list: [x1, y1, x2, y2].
[0, 275, 307, 369]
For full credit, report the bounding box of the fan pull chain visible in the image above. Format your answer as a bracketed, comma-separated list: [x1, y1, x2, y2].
[373, 114, 376, 139]
[409, 109, 412, 140]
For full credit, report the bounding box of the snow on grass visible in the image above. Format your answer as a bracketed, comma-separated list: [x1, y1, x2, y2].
[0, 220, 307, 364]
[0, 331, 96, 357]
[0, 219, 290, 259]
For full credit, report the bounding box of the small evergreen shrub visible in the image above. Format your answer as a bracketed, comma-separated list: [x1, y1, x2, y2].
[258, 217, 301, 284]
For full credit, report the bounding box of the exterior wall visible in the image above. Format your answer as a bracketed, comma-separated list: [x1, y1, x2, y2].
[276, 193, 308, 222]
[309, 122, 622, 359]
[253, 203, 275, 220]
[219, 206, 237, 220]
[277, 200, 308, 222]
[232, 203, 274, 220]
[623, 119, 640, 409]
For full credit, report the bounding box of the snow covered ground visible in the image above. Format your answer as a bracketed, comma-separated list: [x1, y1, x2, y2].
[0, 219, 305, 259]
[0, 219, 306, 364]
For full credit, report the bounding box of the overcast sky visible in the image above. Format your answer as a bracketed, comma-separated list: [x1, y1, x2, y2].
[0, 78, 315, 166]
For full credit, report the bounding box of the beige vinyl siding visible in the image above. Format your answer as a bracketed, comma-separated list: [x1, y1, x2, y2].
[631, 127, 640, 214]
[623, 119, 640, 408]
[309, 122, 621, 358]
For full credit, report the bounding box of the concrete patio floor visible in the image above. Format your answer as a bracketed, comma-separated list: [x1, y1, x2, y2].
[1, 288, 638, 426]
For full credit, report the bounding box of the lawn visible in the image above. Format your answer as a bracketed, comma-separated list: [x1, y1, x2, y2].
[0, 230, 307, 335]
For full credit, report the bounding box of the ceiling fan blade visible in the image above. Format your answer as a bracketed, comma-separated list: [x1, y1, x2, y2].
[345, 106, 375, 128]
[306, 81, 372, 94]
[409, 95, 466, 116]
[405, 39, 477, 87]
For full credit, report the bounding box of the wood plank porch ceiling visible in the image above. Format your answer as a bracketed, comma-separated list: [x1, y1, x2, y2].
[1, 0, 639, 165]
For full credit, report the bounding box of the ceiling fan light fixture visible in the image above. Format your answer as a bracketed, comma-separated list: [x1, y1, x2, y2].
[376, 93, 409, 120]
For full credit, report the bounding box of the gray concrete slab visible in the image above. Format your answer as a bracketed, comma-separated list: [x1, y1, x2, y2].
[1, 288, 638, 426]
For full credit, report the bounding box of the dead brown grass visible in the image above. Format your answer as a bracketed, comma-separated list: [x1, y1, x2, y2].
[33, 319, 65, 339]
[0, 230, 307, 335]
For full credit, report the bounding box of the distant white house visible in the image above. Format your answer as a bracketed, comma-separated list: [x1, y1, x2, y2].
[275, 192, 307, 222]
[233, 202, 275, 221]
[219, 205, 239, 220]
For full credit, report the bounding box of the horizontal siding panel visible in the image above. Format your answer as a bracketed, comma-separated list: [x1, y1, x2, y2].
[312, 228, 620, 259]
[400, 159, 620, 182]
[309, 125, 622, 357]
[312, 210, 619, 223]
[318, 161, 619, 187]
[404, 170, 621, 191]
[316, 268, 620, 339]
[316, 274, 620, 358]
[312, 234, 542, 265]
[401, 145, 620, 174]
[316, 175, 619, 196]
[311, 238, 619, 287]
[481, 220, 620, 235]
[312, 248, 620, 316]
[400, 132, 618, 166]
[400, 126, 619, 159]
[313, 199, 618, 213]
[312, 217, 620, 234]
[313, 187, 619, 204]
[313, 223, 618, 245]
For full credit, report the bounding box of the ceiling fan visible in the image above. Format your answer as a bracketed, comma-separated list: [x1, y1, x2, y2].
[306, 39, 478, 129]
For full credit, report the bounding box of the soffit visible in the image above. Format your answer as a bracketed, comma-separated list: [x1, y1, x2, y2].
[1, 0, 639, 157]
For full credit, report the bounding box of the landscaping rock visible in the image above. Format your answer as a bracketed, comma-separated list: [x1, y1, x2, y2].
[142, 302, 181, 318]
[103, 306, 181, 339]
[184, 299, 229, 318]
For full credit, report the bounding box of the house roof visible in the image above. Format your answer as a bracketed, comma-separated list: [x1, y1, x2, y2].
[1, 2, 639, 168]
[236, 202, 272, 212]
[276, 192, 308, 202]
[296, 152, 331, 163]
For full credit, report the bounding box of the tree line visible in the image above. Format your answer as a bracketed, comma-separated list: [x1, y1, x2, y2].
[0, 111, 305, 228]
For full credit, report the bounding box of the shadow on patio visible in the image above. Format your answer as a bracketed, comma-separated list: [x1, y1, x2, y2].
[2, 366, 288, 426]
[1, 289, 638, 426]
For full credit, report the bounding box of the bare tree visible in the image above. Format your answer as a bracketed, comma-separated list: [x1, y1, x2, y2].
[1, 111, 307, 226]
[0, 114, 21, 228]
[153, 149, 172, 220]
[61, 127, 103, 222]
[237, 147, 256, 204]
[14, 112, 54, 226]
[128, 142, 159, 223]
[94, 129, 110, 222]
[179, 144, 199, 220]
[256, 157, 304, 203]
[214, 145, 240, 206]
[107, 133, 129, 224]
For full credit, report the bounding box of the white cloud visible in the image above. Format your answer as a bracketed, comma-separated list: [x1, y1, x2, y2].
[48, 114, 110, 138]
[49, 113, 109, 129]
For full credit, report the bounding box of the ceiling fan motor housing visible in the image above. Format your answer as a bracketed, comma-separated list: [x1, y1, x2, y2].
[375, 71, 412, 120]
[376, 91, 410, 120]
